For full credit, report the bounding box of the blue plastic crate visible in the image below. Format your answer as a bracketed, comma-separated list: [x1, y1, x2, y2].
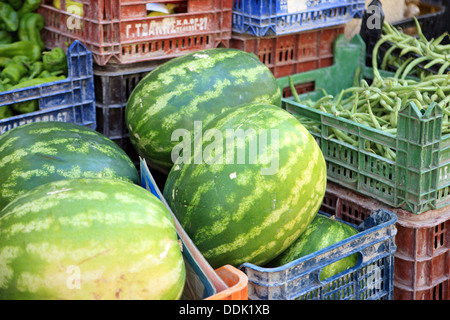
[0, 41, 96, 135]
[232, 0, 366, 36]
[240, 210, 398, 300]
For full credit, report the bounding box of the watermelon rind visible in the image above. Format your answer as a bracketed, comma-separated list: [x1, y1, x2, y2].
[0, 178, 185, 300]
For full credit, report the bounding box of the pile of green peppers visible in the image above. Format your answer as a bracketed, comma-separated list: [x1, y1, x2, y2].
[0, 0, 68, 119]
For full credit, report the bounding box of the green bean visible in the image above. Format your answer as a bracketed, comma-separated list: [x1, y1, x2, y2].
[385, 147, 397, 161]
[381, 44, 399, 70]
[431, 32, 449, 48]
[413, 16, 428, 43]
[313, 94, 334, 109]
[401, 56, 430, 79]
[331, 128, 358, 146]
[394, 57, 413, 78]
[438, 61, 450, 75]
[423, 58, 447, 70]
[378, 19, 450, 78]
[288, 76, 300, 103]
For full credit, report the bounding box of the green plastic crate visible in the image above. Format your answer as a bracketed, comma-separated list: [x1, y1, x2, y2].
[277, 34, 450, 215]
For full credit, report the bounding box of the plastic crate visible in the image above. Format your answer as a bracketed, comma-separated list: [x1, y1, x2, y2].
[38, 0, 232, 66]
[323, 181, 450, 300]
[232, 0, 365, 36]
[278, 33, 450, 215]
[394, 206, 450, 300]
[93, 59, 165, 162]
[240, 209, 397, 300]
[207, 265, 249, 300]
[360, 0, 448, 75]
[229, 24, 344, 78]
[0, 41, 96, 135]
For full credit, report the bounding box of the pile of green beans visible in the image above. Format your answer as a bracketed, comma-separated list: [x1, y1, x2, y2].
[289, 67, 450, 162]
[373, 18, 450, 79]
[288, 20, 450, 161]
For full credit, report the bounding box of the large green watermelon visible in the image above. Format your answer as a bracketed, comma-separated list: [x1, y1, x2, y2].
[0, 178, 185, 300]
[163, 103, 327, 268]
[268, 214, 358, 280]
[126, 48, 282, 173]
[0, 121, 140, 211]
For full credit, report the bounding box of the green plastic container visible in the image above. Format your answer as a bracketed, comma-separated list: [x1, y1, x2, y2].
[278, 34, 449, 215]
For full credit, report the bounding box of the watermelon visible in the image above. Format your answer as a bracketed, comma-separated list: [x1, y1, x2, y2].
[0, 178, 185, 300]
[268, 214, 359, 280]
[125, 48, 282, 173]
[0, 122, 140, 211]
[163, 103, 327, 268]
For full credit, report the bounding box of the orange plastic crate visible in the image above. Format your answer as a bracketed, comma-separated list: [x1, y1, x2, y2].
[230, 25, 344, 78]
[38, 0, 232, 65]
[206, 265, 248, 300]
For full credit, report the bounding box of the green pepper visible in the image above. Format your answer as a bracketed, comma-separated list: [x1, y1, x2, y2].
[0, 41, 41, 62]
[42, 47, 68, 75]
[8, 75, 66, 90]
[11, 99, 38, 114]
[18, 13, 44, 50]
[0, 105, 13, 119]
[0, 57, 11, 68]
[11, 55, 31, 67]
[3, 82, 13, 91]
[27, 61, 44, 79]
[1, 61, 28, 84]
[37, 70, 51, 78]
[0, 30, 12, 45]
[38, 69, 65, 79]
[17, 0, 42, 16]
[6, 0, 23, 11]
[7, 75, 65, 115]
[0, 2, 19, 32]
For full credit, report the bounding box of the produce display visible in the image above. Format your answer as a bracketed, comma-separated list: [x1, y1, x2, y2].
[0, 0, 68, 119]
[4, 0, 447, 301]
[126, 48, 282, 173]
[0, 178, 185, 300]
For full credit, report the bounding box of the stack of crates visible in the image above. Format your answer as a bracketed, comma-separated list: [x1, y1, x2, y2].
[37, 0, 233, 159]
[229, 0, 366, 78]
[276, 13, 450, 298]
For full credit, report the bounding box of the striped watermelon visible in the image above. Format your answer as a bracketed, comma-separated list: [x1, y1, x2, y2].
[126, 48, 282, 173]
[268, 214, 358, 280]
[0, 178, 185, 300]
[0, 122, 140, 211]
[163, 103, 327, 268]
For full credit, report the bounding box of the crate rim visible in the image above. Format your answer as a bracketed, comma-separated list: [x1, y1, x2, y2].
[239, 209, 397, 277]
